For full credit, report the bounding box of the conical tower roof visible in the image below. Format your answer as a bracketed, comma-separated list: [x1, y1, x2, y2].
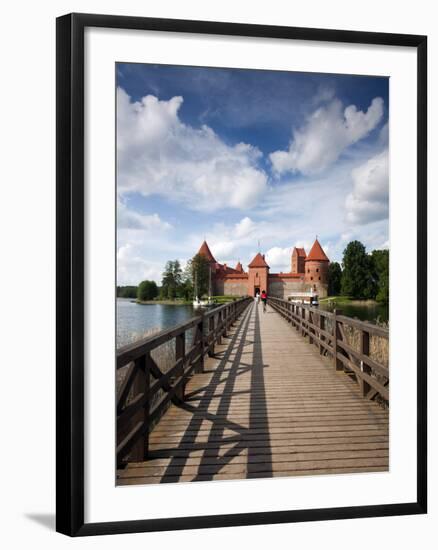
[306, 239, 329, 262]
[235, 261, 244, 272]
[197, 240, 216, 263]
[248, 252, 269, 268]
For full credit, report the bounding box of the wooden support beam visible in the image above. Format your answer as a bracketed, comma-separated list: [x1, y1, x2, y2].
[319, 314, 325, 355]
[208, 315, 215, 357]
[360, 329, 372, 398]
[333, 309, 343, 371]
[128, 354, 150, 462]
[175, 333, 185, 401]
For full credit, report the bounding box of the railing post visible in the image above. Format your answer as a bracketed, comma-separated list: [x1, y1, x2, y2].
[175, 332, 185, 401]
[360, 328, 371, 398]
[216, 311, 222, 345]
[301, 306, 305, 337]
[208, 314, 215, 357]
[319, 314, 325, 355]
[197, 313, 205, 373]
[220, 310, 229, 337]
[333, 309, 343, 371]
[130, 353, 150, 461]
[308, 309, 313, 345]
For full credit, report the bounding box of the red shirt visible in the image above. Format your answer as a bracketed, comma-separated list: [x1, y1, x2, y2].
[261, 292, 267, 300]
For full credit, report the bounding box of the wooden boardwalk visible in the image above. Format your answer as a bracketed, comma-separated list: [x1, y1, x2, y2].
[117, 302, 389, 485]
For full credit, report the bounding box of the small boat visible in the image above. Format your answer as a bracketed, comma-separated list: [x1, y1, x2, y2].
[193, 296, 215, 308]
[193, 264, 215, 308]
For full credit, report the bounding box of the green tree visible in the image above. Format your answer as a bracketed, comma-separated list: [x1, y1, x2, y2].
[161, 260, 183, 300]
[176, 279, 194, 301]
[137, 280, 158, 301]
[186, 253, 210, 298]
[341, 240, 377, 299]
[371, 249, 389, 303]
[117, 285, 138, 298]
[327, 262, 342, 296]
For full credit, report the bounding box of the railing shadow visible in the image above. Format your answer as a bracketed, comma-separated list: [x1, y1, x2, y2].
[156, 301, 272, 482]
[157, 303, 253, 482]
[247, 303, 272, 478]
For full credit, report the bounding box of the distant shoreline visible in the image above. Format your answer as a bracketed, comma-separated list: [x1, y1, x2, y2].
[320, 296, 383, 306]
[134, 299, 192, 306]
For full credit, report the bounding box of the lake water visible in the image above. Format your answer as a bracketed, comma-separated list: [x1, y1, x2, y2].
[319, 301, 389, 324]
[117, 297, 388, 349]
[117, 298, 197, 348]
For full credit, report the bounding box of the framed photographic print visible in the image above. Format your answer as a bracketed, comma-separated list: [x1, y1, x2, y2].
[56, 13, 427, 536]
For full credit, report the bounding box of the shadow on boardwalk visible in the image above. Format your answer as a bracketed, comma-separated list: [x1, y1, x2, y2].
[157, 303, 272, 482]
[117, 303, 389, 485]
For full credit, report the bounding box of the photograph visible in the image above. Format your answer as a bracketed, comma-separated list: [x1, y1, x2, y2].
[115, 63, 390, 486]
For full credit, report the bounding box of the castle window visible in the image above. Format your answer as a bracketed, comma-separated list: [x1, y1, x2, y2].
[307, 269, 310, 273]
[316, 268, 319, 273]
[319, 277, 321, 281]
[310, 277, 313, 281]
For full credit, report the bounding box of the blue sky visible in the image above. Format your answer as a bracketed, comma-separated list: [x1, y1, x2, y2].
[116, 63, 389, 285]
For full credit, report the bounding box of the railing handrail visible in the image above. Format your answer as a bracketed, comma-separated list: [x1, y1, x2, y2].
[267, 295, 389, 404]
[268, 296, 389, 338]
[117, 296, 249, 368]
[116, 295, 252, 465]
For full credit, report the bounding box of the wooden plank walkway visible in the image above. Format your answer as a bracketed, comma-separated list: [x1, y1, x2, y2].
[117, 302, 389, 485]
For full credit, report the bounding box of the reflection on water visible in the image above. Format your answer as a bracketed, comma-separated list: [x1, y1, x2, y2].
[319, 301, 388, 324]
[117, 299, 197, 348]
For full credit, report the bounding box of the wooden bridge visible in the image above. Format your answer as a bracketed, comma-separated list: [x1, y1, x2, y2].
[116, 297, 389, 485]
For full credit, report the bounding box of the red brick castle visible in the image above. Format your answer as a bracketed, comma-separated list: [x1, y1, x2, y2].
[197, 238, 330, 299]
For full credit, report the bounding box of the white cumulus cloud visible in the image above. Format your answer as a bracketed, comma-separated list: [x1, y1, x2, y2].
[117, 88, 268, 211]
[345, 149, 389, 225]
[270, 97, 384, 175]
[264, 246, 292, 271]
[117, 244, 164, 285]
[117, 199, 172, 231]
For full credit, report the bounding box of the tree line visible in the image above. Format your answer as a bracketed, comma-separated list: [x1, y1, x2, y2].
[117, 253, 210, 302]
[157, 255, 210, 300]
[327, 240, 389, 303]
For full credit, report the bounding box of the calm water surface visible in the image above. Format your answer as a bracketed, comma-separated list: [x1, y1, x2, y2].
[117, 298, 197, 348]
[319, 301, 389, 324]
[117, 298, 388, 349]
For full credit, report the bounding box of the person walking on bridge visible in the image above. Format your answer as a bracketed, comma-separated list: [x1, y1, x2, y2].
[260, 290, 267, 313]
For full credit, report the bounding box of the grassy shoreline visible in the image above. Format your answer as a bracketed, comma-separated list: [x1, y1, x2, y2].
[320, 296, 382, 306]
[134, 295, 241, 306]
[135, 299, 192, 305]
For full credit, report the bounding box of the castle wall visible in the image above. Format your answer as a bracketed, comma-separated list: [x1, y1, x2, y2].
[222, 279, 249, 296]
[268, 278, 306, 298]
[268, 277, 328, 299]
[213, 268, 329, 299]
[213, 277, 248, 296]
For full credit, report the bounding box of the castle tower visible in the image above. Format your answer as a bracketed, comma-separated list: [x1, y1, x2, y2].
[304, 239, 329, 286]
[235, 261, 244, 273]
[291, 247, 306, 274]
[248, 252, 269, 296]
[197, 240, 216, 264]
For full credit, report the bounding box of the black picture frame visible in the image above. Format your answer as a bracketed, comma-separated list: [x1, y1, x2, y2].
[56, 12, 427, 537]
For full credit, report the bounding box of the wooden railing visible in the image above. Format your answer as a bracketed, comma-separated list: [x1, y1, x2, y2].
[268, 296, 389, 405]
[116, 296, 252, 466]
